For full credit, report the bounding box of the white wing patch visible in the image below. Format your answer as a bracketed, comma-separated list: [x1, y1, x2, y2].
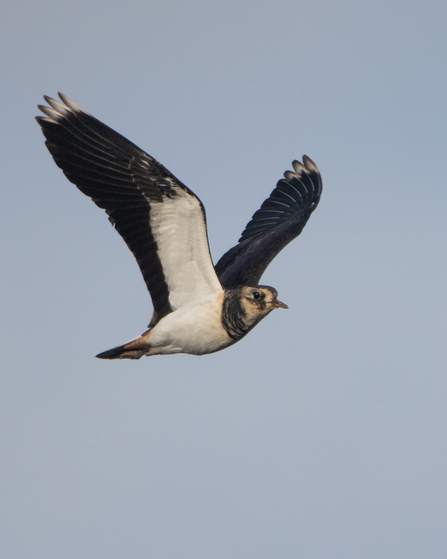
[150, 189, 223, 310]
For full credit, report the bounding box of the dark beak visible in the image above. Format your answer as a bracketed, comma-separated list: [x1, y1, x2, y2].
[274, 299, 289, 309]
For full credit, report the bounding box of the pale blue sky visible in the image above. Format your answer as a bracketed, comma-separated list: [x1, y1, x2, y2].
[2, 0, 447, 557]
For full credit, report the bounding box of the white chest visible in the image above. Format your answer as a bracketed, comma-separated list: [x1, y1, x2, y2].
[148, 294, 234, 355]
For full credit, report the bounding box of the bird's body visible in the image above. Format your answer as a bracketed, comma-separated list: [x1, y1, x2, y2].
[105, 292, 230, 359]
[146, 291, 229, 355]
[37, 94, 322, 359]
[96, 286, 287, 358]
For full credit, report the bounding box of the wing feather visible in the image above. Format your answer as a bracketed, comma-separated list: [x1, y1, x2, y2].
[215, 156, 322, 288]
[37, 94, 222, 323]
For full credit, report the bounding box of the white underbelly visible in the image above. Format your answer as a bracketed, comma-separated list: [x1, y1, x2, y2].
[148, 296, 234, 355]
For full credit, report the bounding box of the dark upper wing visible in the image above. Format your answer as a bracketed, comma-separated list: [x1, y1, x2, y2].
[37, 94, 221, 324]
[215, 156, 322, 288]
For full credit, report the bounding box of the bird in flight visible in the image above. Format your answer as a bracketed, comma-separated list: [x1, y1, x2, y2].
[37, 94, 322, 359]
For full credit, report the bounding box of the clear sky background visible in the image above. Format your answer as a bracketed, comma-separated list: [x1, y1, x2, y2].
[2, 0, 447, 557]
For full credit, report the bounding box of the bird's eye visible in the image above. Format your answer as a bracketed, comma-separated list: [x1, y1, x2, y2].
[253, 291, 261, 299]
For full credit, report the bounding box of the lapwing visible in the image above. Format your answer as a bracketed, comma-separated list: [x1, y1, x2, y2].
[37, 94, 322, 359]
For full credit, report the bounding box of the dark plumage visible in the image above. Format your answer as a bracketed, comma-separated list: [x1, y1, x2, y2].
[216, 156, 322, 288]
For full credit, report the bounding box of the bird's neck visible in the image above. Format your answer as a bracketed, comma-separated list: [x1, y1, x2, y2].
[221, 289, 250, 341]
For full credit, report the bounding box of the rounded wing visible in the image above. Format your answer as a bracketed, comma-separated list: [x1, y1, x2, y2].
[37, 94, 222, 324]
[215, 156, 322, 289]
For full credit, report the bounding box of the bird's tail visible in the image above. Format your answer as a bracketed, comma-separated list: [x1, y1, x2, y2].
[96, 330, 151, 360]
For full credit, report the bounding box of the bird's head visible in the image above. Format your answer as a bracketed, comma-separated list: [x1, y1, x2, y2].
[239, 285, 288, 323]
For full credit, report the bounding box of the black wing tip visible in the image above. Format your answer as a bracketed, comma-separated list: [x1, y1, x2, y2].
[281, 154, 323, 205]
[241, 154, 322, 238]
[57, 92, 85, 113]
[37, 93, 86, 125]
[302, 154, 319, 172]
[284, 155, 321, 183]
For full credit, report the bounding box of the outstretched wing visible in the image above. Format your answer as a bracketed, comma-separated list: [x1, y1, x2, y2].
[215, 156, 322, 289]
[37, 94, 222, 324]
